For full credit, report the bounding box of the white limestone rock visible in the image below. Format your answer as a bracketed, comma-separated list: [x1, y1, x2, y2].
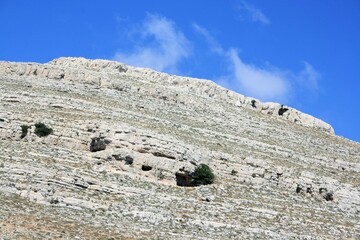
[0, 57, 358, 239]
[0, 57, 334, 134]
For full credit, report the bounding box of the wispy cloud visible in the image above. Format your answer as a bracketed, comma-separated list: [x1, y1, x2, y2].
[193, 23, 288, 101]
[193, 24, 320, 103]
[226, 49, 289, 102]
[299, 61, 320, 91]
[192, 24, 225, 55]
[238, 1, 270, 25]
[113, 14, 191, 73]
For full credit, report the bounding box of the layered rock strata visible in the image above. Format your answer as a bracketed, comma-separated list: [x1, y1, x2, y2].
[1, 57, 334, 134]
[0, 57, 358, 239]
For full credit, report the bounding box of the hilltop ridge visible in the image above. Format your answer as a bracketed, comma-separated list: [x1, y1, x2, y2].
[1, 57, 334, 134]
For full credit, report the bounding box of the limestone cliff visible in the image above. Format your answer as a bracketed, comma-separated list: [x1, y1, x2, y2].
[0, 57, 358, 239]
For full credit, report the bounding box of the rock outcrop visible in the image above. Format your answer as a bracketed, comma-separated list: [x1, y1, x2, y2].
[0, 57, 358, 239]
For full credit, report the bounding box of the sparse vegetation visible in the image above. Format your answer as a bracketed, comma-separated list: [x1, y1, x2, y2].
[278, 105, 289, 116]
[231, 169, 238, 176]
[34, 122, 53, 137]
[191, 164, 215, 186]
[20, 125, 30, 139]
[251, 100, 257, 108]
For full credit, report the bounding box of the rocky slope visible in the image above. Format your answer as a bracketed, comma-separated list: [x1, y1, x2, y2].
[0, 57, 359, 239]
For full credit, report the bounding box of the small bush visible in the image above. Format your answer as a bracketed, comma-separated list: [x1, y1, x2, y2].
[191, 164, 215, 186]
[251, 100, 257, 108]
[34, 122, 53, 137]
[20, 125, 30, 139]
[278, 105, 289, 116]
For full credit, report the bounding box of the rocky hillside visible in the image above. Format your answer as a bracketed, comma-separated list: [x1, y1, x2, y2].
[0, 57, 359, 239]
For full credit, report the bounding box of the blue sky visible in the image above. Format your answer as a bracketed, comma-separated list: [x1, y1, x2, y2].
[1, 0, 359, 142]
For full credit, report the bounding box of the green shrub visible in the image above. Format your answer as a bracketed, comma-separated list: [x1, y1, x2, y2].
[20, 125, 30, 139]
[34, 122, 53, 137]
[191, 164, 215, 186]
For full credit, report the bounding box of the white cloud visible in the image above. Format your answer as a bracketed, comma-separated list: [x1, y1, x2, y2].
[193, 24, 323, 103]
[193, 24, 289, 102]
[299, 61, 320, 91]
[238, 1, 270, 25]
[226, 49, 290, 102]
[192, 23, 225, 55]
[113, 14, 190, 73]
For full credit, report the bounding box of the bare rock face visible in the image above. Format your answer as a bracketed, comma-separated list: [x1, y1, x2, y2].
[0, 57, 359, 239]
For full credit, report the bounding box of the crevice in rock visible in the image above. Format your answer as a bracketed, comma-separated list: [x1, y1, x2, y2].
[325, 192, 334, 201]
[137, 148, 149, 153]
[251, 100, 257, 108]
[141, 165, 152, 171]
[175, 170, 192, 187]
[152, 151, 176, 159]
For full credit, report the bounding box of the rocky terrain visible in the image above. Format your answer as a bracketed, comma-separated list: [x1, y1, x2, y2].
[0, 57, 359, 239]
